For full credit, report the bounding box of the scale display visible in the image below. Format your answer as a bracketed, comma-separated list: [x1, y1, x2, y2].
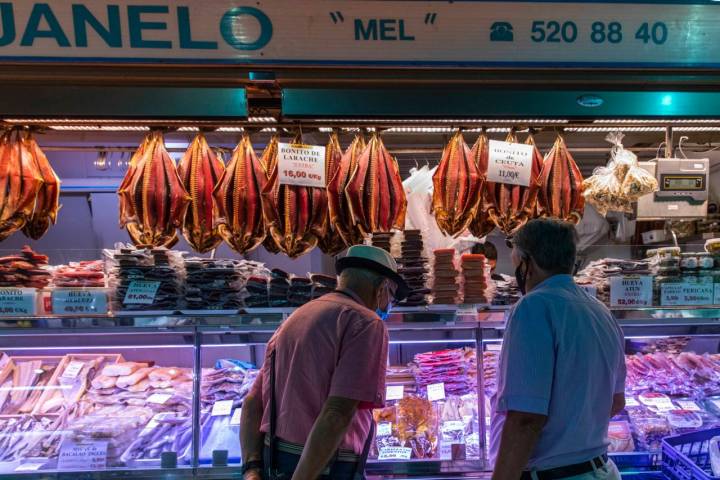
[661, 174, 705, 192]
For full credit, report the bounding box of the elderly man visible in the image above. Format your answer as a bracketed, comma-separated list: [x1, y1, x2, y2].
[491, 219, 626, 480]
[240, 245, 408, 480]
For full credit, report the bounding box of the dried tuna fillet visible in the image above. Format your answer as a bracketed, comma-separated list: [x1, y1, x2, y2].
[316, 133, 348, 255]
[327, 135, 366, 246]
[258, 139, 282, 254]
[468, 134, 495, 238]
[213, 134, 267, 254]
[118, 136, 150, 228]
[345, 134, 406, 235]
[484, 132, 543, 235]
[261, 136, 328, 258]
[432, 131, 483, 236]
[178, 133, 225, 253]
[22, 133, 61, 240]
[538, 135, 585, 224]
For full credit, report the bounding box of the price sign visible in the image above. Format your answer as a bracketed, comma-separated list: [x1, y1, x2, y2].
[378, 446, 412, 461]
[146, 393, 172, 405]
[677, 400, 701, 412]
[52, 289, 107, 314]
[662, 278, 714, 306]
[211, 400, 234, 417]
[377, 422, 392, 437]
[123, 281, 161, 305]
[0, 288, 36, 316]
[439, 443, 452, 460]
[278, 143, 326, 188]
[230, 408, 242, 426]
[427, 383, 446, 402]
[62, 361, 85, 379]
[441, 421, 465, 433]
[610, 276, 653, 307]
[487, 140, 534, 187]
[386, 385, 404, 401]
[58, 439, 107, 471]
[625, 397, 640, 408]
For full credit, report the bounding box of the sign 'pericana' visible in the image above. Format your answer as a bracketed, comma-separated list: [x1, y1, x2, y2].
[0, 1, 717, 67]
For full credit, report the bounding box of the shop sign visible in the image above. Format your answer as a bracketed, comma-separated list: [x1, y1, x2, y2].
[58, 439, 107, 471]
[123, 280, 161, 305]
[52, 289, 107, 314]
[277, 143, 326, 188]
[378, 446, 412, 461]
[0, 288, 36, 316]
[609, 276, 652, 307]
[0, 2, 717, 69]
[487, 140, 533, 187]
[661, 278, 714, 306]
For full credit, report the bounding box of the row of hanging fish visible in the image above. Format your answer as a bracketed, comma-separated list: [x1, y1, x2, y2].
[0, 129, 61, 242]
[432, 131, 585, 237]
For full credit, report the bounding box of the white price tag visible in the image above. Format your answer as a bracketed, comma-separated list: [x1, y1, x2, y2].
[441, 421, 465, 432]
[62, 361, 84, 379]
[277, 143, 326, 188]
[677, 400, 701, 412]
[640, 393, 674, 411]
[376, 422, 392, 437]
[487, 140, 534, 187]
[58, 439, 107, 471]
[386, 385, 404, 401]
[662, 279, 714, 306]
[14, 463, 43, 472]
[230, 408, 242, 426]
[0, 288, 36, 316]
[655, 400, 677, 412]
[140, 418, 159, 436]
[52, 289, 107, 314]
[123, 281, 161, 305]
[427, 383, 446, 402]
[610, 276, 653, 307]
[486, 343, 502, 352]
[212, 399, 234, 416]
[146, 393, 172, 405]
[439, 443, 452, 460]
[378, 446, 412, 461]
[455, 304, 477, 316]
[625, 397, 640, 407]
[580, 285, 597, 297]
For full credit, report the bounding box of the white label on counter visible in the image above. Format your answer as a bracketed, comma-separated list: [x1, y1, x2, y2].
[52, 289, 107, 314]
[146, 393, 172, 405]
[486, 343, 502, 352]
[455, 305, 477, 316]
[610, 276, 653, 307]
[640, 394, 674, 411]
[212, 400, 234, 417]
[662, 278, 714, 306]
[441, 421, 465, 433]
[487, 140, 533, 187]
[625, 397, 640, 407]
[123, 281, 161, 305]
[378, 446, 412, 461]
[0, 288, 36, 316]
[580, 285, 597, 297]
[230, 408, 242, 426]
[439, 443, 452, 460]
[14, 463, 43, 472]
[677, 400, 702, 412]
[427, 383, 446, 402]
[61, 361, 84, 379]
[376, 422, 392, 437]
[58, 439, 107, 471]
[386, 385, 404, 401]
[278, 143, 326, 188]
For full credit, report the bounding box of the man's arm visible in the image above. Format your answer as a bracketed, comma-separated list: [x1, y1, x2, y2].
[611, 393, 625, 417]
[492, 411, 548, 480]
[291, 396, 360, 480]
[240, 375, 264, 480]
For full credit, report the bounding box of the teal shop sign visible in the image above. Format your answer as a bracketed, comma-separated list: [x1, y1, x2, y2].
[0, 1, 718, 68]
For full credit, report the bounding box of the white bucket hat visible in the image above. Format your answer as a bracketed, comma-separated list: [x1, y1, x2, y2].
[335, 245, 409, 300]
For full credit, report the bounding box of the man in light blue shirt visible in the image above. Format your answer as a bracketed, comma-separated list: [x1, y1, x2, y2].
[491, 219, 626, 480]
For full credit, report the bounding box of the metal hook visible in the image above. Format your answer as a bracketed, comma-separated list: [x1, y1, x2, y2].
[678, 136, 689, 159]
[656, 141, 666, 159]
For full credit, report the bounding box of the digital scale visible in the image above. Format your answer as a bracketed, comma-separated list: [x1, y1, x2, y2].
[636, 158, 709, 219]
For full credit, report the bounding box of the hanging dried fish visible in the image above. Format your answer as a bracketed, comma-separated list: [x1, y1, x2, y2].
[327, 135, 366, 246]
[213, 134, 267, 254]
[260, 136, 328, 258]
[118, 131, 191, 248]
[258, 138, 282, 254]
[468, 134, 495, 238]
[432, 131, 483, 236]
[22, 132, 61, 240]
[345, 133, 407, 235]
[316, 132, 348, 256]
[538, 135, 585, 224]
[177, 133, 225, 253]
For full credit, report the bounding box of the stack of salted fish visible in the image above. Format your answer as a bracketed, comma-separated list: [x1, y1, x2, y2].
[396, 230, 430, 307]
[371, 232, 394, 253]
[412, 347, 477, 396]
[288, 276, 313, 307]
[268, 268, 290, 307]
[52, 260, 105, 288]
[310, 274, 337, 300]
[431, 248, 459, 304]
[460, 254, 490, 304]
[0, 246, 51, 288]
[183, 258, 243, 310]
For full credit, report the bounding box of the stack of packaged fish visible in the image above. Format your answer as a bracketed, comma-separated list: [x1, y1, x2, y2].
[52, 260, 106, 288]
[0, 246, 51, 288]
[412, 348, 477, 396]
[396, 230, 430, 307]
[183, 258, 243, 310]
[575, 258, 651, 305]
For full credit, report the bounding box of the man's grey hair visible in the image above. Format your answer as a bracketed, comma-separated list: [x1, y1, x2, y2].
[338, 267, 386, 289]
[513, 218, 578, 275]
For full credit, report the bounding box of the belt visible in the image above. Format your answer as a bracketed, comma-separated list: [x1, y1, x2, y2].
[264, 436, 361, 463]
[520, 454, 609, 480]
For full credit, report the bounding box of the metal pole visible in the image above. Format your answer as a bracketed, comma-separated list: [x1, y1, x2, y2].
[665, 126, 674, 158]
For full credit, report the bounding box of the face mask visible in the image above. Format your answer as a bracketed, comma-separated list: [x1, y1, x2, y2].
[515, 260, 528, 295]
[376, 305, 392, 321]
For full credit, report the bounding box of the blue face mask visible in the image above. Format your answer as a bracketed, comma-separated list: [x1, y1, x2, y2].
[376, 304, 392, 321]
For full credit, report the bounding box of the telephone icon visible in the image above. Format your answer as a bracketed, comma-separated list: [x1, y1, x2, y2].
[490, 22, 514, 42]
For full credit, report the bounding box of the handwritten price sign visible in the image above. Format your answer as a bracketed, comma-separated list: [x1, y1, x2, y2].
[278, 143, 326, 188]
[123, 281, 161, 305]
[487, 140, 533, 187]
[610, 276, 652, 307]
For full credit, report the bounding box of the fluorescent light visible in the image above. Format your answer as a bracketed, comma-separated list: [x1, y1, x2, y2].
[176, 126, 199, 132]
[260, 127, 277, 133]
[248, 116, 277, 123]
[216, 127, 245, 132]
[593, 119, 720, 124]
[310, 118, 569, 124]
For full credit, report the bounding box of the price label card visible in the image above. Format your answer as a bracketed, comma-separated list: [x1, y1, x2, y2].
[455, 304, 477, 316]
[139, 418, 159, 436]
[146, 393, 172, 405]
[610, 276, 653, 307]
[123, 281, 161, 305]
[386, 385, 404, 401]
[662, 279, 714, 306]
[277, 143, 326, 188]
[230, 408, 242, 426]
[62, 361, 85, 379]
[439, 443, 452, 460]
[378, 446, 412, 461]
[212, 399, 234, 416]
[52, 289, 107, 314]
[427, 383, 446, 402]
[715, 284, 720, 305]
[0, 288, 36, 316]
[441, 421, 465, 432]
[677, 400, 701, 412]
[625, 397, 640, 407]
[487, 140, 534, 187]
[376, 422, 392, 437]
[580, 285, 597, 297]
[58, 439, 107, 471]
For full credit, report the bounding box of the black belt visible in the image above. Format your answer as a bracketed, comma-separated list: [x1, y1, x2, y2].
[520, 454, 609, 480]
